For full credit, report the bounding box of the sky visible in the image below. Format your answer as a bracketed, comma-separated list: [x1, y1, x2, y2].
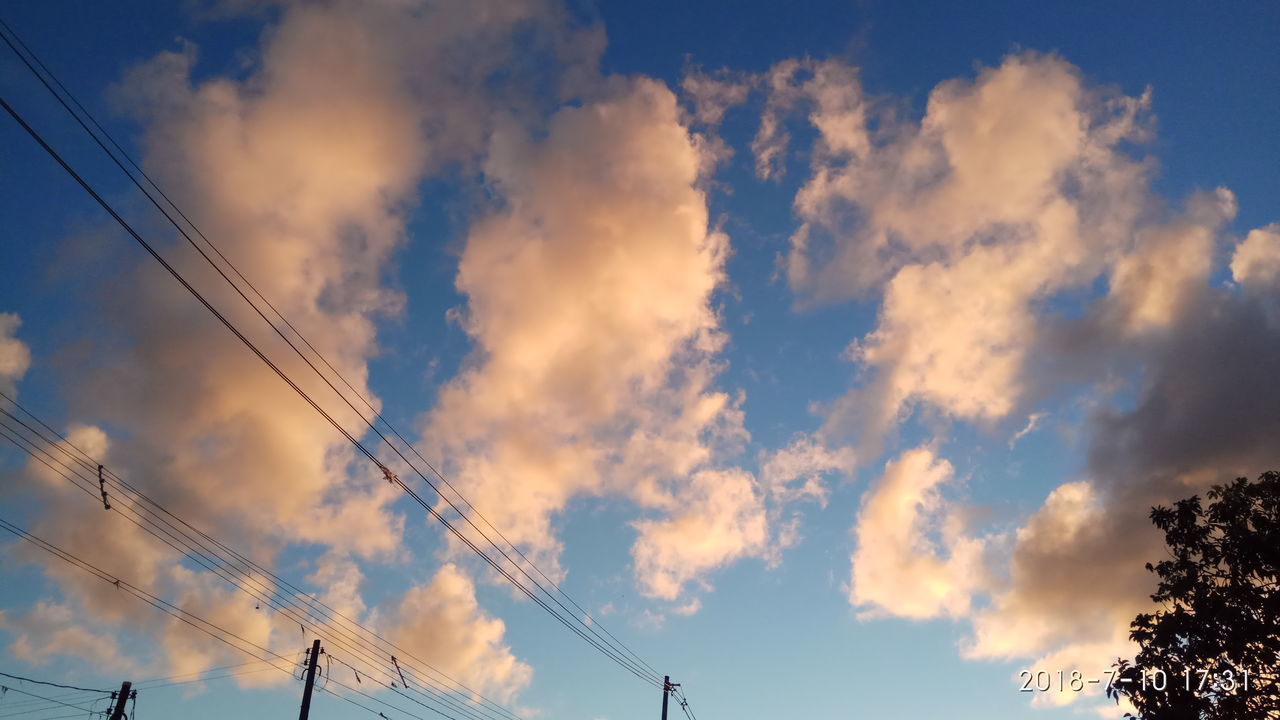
[1, 2, 1278, 720]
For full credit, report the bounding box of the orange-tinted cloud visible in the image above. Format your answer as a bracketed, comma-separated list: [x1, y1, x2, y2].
[0, 312, 29, 395]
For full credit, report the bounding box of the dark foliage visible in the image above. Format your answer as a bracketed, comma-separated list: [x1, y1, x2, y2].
[1109, 471, 1280, 719]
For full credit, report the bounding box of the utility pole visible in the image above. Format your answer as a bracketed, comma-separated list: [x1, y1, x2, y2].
[660, 676, 679, 720]
[298, 639, 322, 720]
[107, 681, 132, 720]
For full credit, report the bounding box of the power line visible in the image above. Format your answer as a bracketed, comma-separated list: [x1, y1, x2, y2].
[0, 449, 503, 720]
[8, 713, 104, 720]
[0, 402, 655, 720]
[0, 395, 528, 720]
[0, 516, 299, 674]
[674, 687, 699, 720]
[0, 16, 661, 688]
[0, 519, 424, 720]
[129, 659, 270, 688]
[0, 685, 110, 717]
[132, 666, 277, 691]
[0, 689, 111, 718]
[0, 671, 113, 694]
[0, 520, 519, 720]
[0, 88, 661, 691]
[0, 86, 643, 688]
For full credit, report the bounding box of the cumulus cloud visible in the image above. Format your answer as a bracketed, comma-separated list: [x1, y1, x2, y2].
[788, 53, 1154, 449]
[423, 74, 765, 600]
[951, 269, 1280, 714]
[772, 50, 1279, 710]
[0, 312, 30, 396]
[380, 564, 532, 703]
[754, 434, 856, 559]
[750, 59, 864, 183]
[1231, 222, 1280, 289]
[681, 66, 751, 127]
[1103, 190, 1234, 334]
[849, 446, 985, 620]
[5, 5, 1271, 713]
[759, 433, 855, 507]
[632, 468, 767, 600]
[0, 601, 132, 672]
[963, 213, 1280, 673]
[1, 0, 587, 689]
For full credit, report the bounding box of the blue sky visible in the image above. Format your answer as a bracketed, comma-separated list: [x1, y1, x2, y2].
[2, 2, 1278, 720]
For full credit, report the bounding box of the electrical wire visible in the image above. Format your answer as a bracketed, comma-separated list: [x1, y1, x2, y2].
[0, 672, 112, 694]
[674, 687, 699, 720]
[0, 87, 660, 690]
[132, 666, 278, 691]
[0, 516, 299, 674]
[0, 686, 108, 717]
[323, 650, 498, 720]
[0, 409, 586, 720]
[129, 659, 271, 687]
[0, 395, 529, 720]
[0, 690, 109, 718]
[0, 513, 530, 720]
[0, 16, 662, 688]
[0, 21, 691, 718]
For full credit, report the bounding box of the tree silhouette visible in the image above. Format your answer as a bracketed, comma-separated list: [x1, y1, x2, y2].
[1109, 471, 1280, 719]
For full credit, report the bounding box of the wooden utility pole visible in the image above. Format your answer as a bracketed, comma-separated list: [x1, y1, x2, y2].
[298, 639, 322, 720]
[107, 681, 132, 720]
[661, 676, 679, 720]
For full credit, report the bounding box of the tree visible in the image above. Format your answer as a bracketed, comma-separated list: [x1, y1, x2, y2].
[1109, 471, 1280, 719]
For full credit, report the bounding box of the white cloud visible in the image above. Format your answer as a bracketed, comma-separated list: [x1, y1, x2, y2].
[0, 312, 31, 396]
[632, 468, 768, 601]
[423, 74, 763, 601]
[759, 433, 855, 506]
[380, 564, 533, 703]
[770, 50, 1280, 711]
[849, 446, 985, 620]
[2, 0, 587, 685]
[1104, 190, 1234, 334]
[749, 59, 805, 181]
[0, 601, 132, 672]
[1009, 412, 1046, 448]
[681, 66, 751, 127]
[1231, 222, 1280, 289]
[671, 598, 702, 616]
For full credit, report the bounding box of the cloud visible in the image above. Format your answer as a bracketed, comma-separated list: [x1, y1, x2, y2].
[681, 66, 751, 127]
[1103, 190, 1233, 334]
[772, 49, 1279, 709]
[0, 312, 31, 396]
[961, 268, 1280, 706]
[1008, 412, 1046, 448]
[632, 468, 768, 600]
[750, 59, 865, 183]
[964, 481, 1133, 661]
[423, 74, 761, 600]
[671, 598, 702, 616]
[307, 551, 367, 619]
[782, 53, 1148, 299]
[795, 53, 1153, 450]
[749, 59, 803, 181]
[756, 434, 855, 561]
[1231, 222, 1280, 289]
[759, 433, 855, 507]
[849, 446, 985, 620]
[380, 563, 532, 703]
[0, 601, 132, 672]
[2, 0, 586, 685]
